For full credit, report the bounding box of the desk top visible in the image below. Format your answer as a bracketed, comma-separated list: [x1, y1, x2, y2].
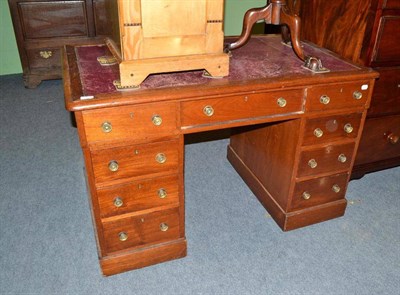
[64, 35, 377, 111]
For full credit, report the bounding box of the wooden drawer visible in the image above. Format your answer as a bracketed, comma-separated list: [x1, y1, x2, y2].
[368, 67, 400, 116]
[181, 89, 304, 129]
[290, 173, 348, 211]
[297, 142, 355, 178]
[82, 102, 178, 143]
[18, 1, 89, 39]
[371, 15, 400, 64]
[355, 115, 400, 165]
[302, 113, 362, 146]
[306, 82, 371, 111]
[27, 48, 61, 70]
[91, 139, 180, 184]
[97, 175, 180, 219]
[383, 0, 400, 9]
[102, 207, 180, 254]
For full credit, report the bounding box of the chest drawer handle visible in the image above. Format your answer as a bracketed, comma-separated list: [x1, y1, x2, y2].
[387, 133, 399, 145]
[113, 197, 123, 207]
[160, 223, 169, 232]
[203, 105, 214, 116]
[308, 159, 318, 169]
[101, 122, 112, 133]
[338, 154, 347, 163]
[152, 115, 163, 126]
[332, 184, 341, 193]
[344, 123, 354, 134]
[108, 160, 119, 172]
[158, 188, 167, 199]
[118, 232, 128, 241]
[320, 95, 330, 105]
[314, 128, 324, 138]
[353, 91, 362, 100]
[277, 97, 287, 107]
[40, 50, 53, 59]
[302, 192, 311, 200]
[155, 153, 167, 164]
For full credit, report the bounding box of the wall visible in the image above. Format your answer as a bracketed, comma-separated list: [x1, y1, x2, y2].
[0, 0, 264, 76]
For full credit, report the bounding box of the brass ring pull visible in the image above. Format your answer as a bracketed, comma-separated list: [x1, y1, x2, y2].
[118, 232, 128, 241]
[108, 160, 119, 172]
[353, 91, 362, 100]
[320, 95, 330, 105]
[101, 121, 112, 133]
[387, 133, 399, 145]
[344, 123, 354, 134]
[277, 97, 287, 108]
[152, 115, 162, 126]
[338, 154, 347, 163]
[113, 197, 123, 207]
[40, 50, 53, 59]
[302, 192, 311, 200]
[160, 223, 169, 232]
[314, 128, 323, 138]
[203, 105, 214, 116]
[308, 159, 318, 169]
[155, 153, 167, 164]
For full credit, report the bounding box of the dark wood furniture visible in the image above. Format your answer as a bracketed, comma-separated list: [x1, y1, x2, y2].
[295, 0, 400, 178]
[63, 36, 377, 275]
[8, 0, 111, 88]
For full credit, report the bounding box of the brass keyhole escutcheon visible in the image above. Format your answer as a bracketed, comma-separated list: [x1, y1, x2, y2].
[308, 159, 318, 169]
[314, 128, 324, 138]
[338, 154, 347, 163]
[353, 91, 362, 100]
[320, 95, 330, 105]
[108, 160, 119, 172]
[160, 223, 169, 232]
[332, 184, 341, 193]
[113, 197, 123, 208]
[302, 192, 311, 200]
[344, 123, 354, 134]
[118, 232, 128, 241]
[203, 105, 214, 117]
[152, 115, 162, 126]
[155, 153, 167, 164]
[101, 121, 112, 133]
[277, 97, 287, 108]
[158, 188, 167, 199]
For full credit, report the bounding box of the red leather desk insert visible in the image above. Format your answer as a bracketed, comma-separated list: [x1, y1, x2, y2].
[63, 36, 378, 275]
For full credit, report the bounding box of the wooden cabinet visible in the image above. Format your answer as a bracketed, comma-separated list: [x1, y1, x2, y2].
[7, 0, 111, 88]
[294, 0, 400, 178]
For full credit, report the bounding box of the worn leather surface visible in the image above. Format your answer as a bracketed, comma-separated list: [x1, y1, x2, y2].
[75, 36, 358, 96]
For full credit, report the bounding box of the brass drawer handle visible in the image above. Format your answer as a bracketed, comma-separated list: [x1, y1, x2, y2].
[277, 97, 287, 107]
[302, 191, 311, 200]
[332, 184, 341, 193]
[308, 159, 318, 169]
[108, 160, 119, 172]
[344, 123, 354, 134]
[113, 197, 123, 207]
[101, 121, 112, 133]
[118, 232, 128, 241]
[320, 95, 330, 105]
[160, 223, 169, 232]
[152, 115, 162, 126]
[338, 154, 347, 163]
[387, 133, 399, 145]
[40, 50, 53, 59]
[314, 128, 323, 138]
[158, 188, 167, 199]
[155, 153, 167, 164]
[353, 91, 362, 100]
[203, 105, 214, 116]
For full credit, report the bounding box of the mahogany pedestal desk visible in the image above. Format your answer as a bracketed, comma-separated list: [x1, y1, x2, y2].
[63, 36, 378, 276]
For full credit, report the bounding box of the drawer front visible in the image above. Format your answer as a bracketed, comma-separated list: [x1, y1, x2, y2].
[181, 89, 304, 129]
[290, 173, 348, 211]
[302, 113, 362, 146]
[372, 16, 400, 64]
[19, 1, 89, 39]
[82, 102, 178, 143]
[27, 48, 61, 70]
[102, 207, 180, 253]
[91, 139, 180, 184]
[355, 115, 400, 165]
[368, 67, 400, 116]
[306, 82, 370, 111]
[97, 175, 180, 219]
[383, 0, 400, 9]
[297, 142, 355, 178]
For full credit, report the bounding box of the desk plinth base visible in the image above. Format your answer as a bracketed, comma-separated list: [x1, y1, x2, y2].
[227, 145, 347, 231]
[99, 238, 187, 276]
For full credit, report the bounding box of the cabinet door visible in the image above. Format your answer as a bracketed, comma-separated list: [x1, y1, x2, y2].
[18, 0, 90, 39]
[93, 0, 113, 36]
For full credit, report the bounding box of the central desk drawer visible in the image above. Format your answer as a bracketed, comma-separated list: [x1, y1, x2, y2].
[91, 139, 180, 184]
[102, 207, 180, 254]
[180, 89, 303, 129]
